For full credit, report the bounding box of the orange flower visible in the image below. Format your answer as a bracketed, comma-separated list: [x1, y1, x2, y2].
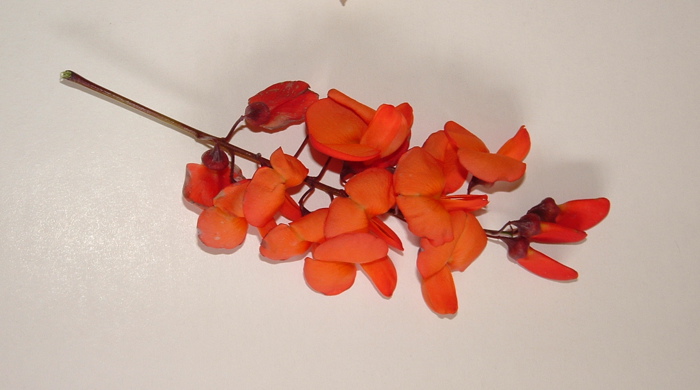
[243, 148, 308, 227]
[418, 211, 487, 315]
[183, 163, 231, 208]
[394, 147, 488, 246]
[259, 208, 328, 260]
[444, 121, 530, 183]
[502, 237, 579, 281]
[197, 180, 250, 249]
[306, 89, 413, 162]
[244, 81, 319, 131]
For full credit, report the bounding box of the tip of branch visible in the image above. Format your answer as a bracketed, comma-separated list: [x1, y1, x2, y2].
[60, 70, 74, 82]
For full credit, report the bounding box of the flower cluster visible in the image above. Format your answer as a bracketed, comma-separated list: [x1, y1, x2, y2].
[59, 71, 609, 316]
[179, 81, 610, 316]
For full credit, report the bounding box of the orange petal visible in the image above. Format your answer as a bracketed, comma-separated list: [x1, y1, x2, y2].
[444, 121, 489, 152]
[289, 208, 329, 243]
[497, 125, 530, 161]
[313, 232, 388, 264]
[396, 195, 453, 246]
[196, 207, 247, 249]
[212, 180, 249, 217]
[260, 91, 319, 131]
[361, 104, 410, 158]
[440, 194, 489, 212]
[344, 167, 395, 217]
[324, 197, 369, 238]
[556, 198, 611, 231]
[280, 192, 302, 222]
[394, 147, 445, 197]
[531, 222, 587, 244]
[256, 218, 277, 238]
[417, 237, 453, 279]
[327, 89, 375, 123]
[517, 248, 578, 281]
[396, 102, 414, 128]
[259, 224, 311, 260]
[183, 163, 231, 208]
[269, 147, 308, 187]
[422, 130, 467, 194]
[243, 167, 285, 227]
[447, 212, 487, 272]
[307, 98, 378, 161]
[360, 256, 397, 297]
[457, 149, 526, 183]
[421, 265, 458, 315]
[304, 257, 357, 296]
[369, 217, 403, 251]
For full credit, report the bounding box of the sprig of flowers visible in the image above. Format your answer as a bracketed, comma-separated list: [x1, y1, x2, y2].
[61, 70, 610, 316]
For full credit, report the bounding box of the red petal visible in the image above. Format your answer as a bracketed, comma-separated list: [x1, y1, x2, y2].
[303, 257, 357, 296]
[440, 194, 489, 212]
[421, 265, 458, 315]
[212, 180, 249, 217]
[344, 167, 395, 217]
[422, 130, 467, 194]
[360, 256, 397, 297]
[183, 163, 231, 208]
[448, 212, 487, 272]
[517, 248, 579, 281]
[361, 104, 410, 158]
[531, 222, 587, 244]
[444, 121, 489, 152]
[327, 89, 375, 123]
[196, 207, 247, 249]
[246, 81, 319, 131]
[279, 192, 302, 222]
[269, 148, 308, 187]
[368, 217, 403, 251]
[497, 125, 530, 161]
[307, 98, 378, 161]
[313, 232, 388, 264]
[556, 198, 611, 231]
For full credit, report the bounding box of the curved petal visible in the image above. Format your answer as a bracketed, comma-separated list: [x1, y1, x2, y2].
[327, 88, 375, 123]
[440, 194, 489, 212]
[289, 208, 329, 243]
[448, 212, 487, 272]
[421, 265, 458, 315]
[243, 167, 285, 227]
[394, 147, 445, 197]
[197, 207, 247, 249]
[280, 192, 302, 222]
[307, 98, 378, 161]
[396, 102, 414, 128]
[396, 195, 453, 246]
[497, 125, 530, 161]
[304, 257, 357, 296]
[212, 180, 249, 217]
[360, 256, 397, 298]
[531, 223, 587, 244]
[417, 237, 453, 279]
[422, 130, 467, 194]
[183, 163, 231, 208]
[269, 148, 308, 187]
[361, 104, 410, 158]
[259, 223, 311, 260]
[457, 149, 526, 183]
[369, 217, 403, 251]
[517, 248, 579, 281]
[313, 232, 388, 264]
[556, 198, 611, 231]
[246, 81, 319, 132]
[344, 167, 395, 217]
[324, 197, 369, 238]
[444, 121, 488, 152]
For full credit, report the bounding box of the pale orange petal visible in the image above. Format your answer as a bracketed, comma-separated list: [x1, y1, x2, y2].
[360, 256, 397, 297]
[457, 149, 526, 183]
[313, 232, 388, 264]
[304, 257, 357, 296]
[396, 195, 453, 246]
[242, 167, 285, 227]
[324, 197, 369, 238]
[197, 207, 247, 249]
[344, 167, 395, 217]
[421, 265, 458, 315]
[496, 125, 530, 161]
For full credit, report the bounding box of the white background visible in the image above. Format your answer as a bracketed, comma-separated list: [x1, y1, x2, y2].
[2, 1, 699, 388]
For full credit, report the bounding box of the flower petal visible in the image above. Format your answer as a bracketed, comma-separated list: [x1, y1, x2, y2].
[313, 232, 388, 264]
[496, 125, 530, 161]
[327, 89, 375, 123]
[259, 223, 311, 260]
[197, 207, 247, 249]
[212, 180, 249, 217]
[361, 104, 410, 158]
[243, 167, 285, 227]
[183, 163, 231, 208]
[396, 195, 453, 246]
[360, 256, 397, 297]
[421, 265, 458, 315]
[304, 257, 357, 296]
[556, 198, 611, 231]
[517, 248, 579, 281]
[457, 149, 526, 183]
[269, 148, 309, 187]
[444, 121, 489, 152]
[369, 217, 403, 251]
[307, 98, 378, 161]
[324, 197, 369, 238]
[531, 222, 587, 244]
[289, 208, 329, 243]
[422, 130, 467, 194]
[246, 81, 319, 131]
[417, 237, 453, 279]
[394, 147, 444, 197]
[448, 212, 487, 272]
[344, 167, 395, 217]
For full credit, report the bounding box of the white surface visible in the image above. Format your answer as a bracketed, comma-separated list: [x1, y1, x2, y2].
[2, 1, 699, 388]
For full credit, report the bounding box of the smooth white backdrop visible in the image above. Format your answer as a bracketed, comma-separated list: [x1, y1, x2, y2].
[2, 1, 699, 388]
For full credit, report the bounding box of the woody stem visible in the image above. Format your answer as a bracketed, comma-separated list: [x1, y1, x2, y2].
[60, 70, 345, 198]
